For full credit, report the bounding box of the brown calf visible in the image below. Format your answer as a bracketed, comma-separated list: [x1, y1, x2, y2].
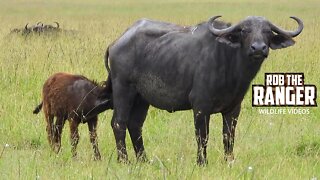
[33, 72, 112, 160]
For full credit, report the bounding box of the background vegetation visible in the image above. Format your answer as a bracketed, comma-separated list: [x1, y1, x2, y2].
[0, 0, 319, 179]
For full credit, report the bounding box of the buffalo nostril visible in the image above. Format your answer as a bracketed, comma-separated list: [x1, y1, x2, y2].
[251, 45, 256, 50]
[262, 45, 267, 50]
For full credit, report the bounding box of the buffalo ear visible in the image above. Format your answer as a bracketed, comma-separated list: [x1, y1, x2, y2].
[270, 34, 295, 49]
[216, 33, 241, 48]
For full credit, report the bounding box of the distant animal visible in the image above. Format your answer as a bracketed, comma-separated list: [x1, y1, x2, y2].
[23, 22, 44, 34]
[27, 22, 60, 33]
[43, 22, 60, 30]
[9, 23, 40, 34]
[33, 72, 113, 160]
[105, 15, 303, 165]
[10, 28, 22, 33]
[10, 22, 61, 35]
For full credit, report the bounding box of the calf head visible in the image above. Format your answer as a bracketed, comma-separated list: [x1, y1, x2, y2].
[208, 16, 303, 60]
[96, 81, 113, 110]
[84, 80, 113, 119]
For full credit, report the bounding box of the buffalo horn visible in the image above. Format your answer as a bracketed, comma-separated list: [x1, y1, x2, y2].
[269, 16, 303, 37]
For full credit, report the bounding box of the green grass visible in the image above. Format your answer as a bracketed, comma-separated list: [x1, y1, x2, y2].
[0, 0, 319, 179]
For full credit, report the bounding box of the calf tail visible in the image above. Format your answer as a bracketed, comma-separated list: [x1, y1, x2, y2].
[33, 102, 43, 114]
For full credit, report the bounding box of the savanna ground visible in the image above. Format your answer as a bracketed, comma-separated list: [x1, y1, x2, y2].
[0, 0, 319, 179]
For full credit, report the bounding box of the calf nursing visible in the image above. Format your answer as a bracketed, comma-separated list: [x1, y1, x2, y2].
[33, 72, 112, 160]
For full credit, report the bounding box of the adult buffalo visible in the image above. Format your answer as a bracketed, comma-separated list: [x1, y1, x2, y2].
[105, 16, 303, 165]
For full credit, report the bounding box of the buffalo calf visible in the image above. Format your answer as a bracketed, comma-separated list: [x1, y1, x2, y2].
[33, 72, 112, 160]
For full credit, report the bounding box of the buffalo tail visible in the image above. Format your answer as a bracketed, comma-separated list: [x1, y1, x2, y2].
[104, 46, 110, 73]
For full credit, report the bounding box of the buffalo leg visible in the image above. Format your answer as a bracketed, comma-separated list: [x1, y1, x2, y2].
[69, 119, 80, 158]
[111, 81, 137, 163]
[222, 104, 240, 162]
[87, 116, 101, 160]
[193, 110, 210, 166]
[127, 96, 149, 162]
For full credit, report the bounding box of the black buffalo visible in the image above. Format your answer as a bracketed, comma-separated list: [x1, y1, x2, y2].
[105, 16, 303, 165]
[25, 22, 60, 34]
[10, 22, 61, 35]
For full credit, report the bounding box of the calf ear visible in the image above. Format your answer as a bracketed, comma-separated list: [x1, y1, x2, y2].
[270, 34, 295, 49]
[216, 33, 241, 48]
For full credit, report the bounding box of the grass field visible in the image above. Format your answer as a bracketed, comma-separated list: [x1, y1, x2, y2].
[0, 0, 319, 179]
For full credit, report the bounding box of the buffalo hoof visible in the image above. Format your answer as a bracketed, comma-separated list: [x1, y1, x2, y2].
[52, 144, 61, 154]
[137, 153, 148, 163]
[71, 152, 77, 158]
[197, 158, 208, 166]
[94, 153, 101, 161]
[118, 159, 131, 164]
[71, 155, 78, 161]
[117, 155, 130, 164]
[224, 153, 235, 167]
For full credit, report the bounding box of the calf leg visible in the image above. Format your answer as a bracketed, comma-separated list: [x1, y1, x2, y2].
[127, 96, 149, 162]
[53, 116, 65, 154]
[69, 119, 80, 158]
[45, 113, 55, 149]
[193, 110, 210, 166]
[222, 104, 240, 162]
[87, 116, 101, 160]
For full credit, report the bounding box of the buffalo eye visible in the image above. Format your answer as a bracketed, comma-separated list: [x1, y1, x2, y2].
[241, 28, 252, 35]
[226, 34, 240, 43]
[262, 29, 272, 34]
